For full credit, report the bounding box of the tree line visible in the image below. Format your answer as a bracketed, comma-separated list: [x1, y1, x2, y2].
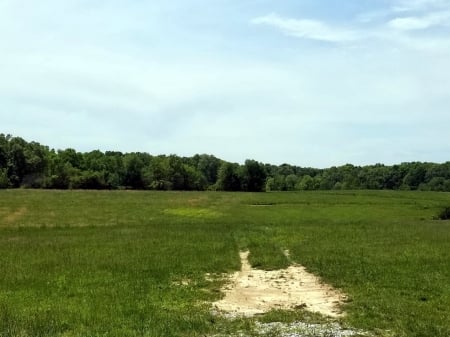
[1, 134, 449, 192]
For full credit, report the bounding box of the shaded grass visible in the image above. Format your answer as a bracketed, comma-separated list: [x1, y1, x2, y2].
[0, 190, 449, 336]
[437, 206, 450, 220]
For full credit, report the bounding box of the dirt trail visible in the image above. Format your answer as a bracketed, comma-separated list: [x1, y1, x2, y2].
[213, 251, 346, 318]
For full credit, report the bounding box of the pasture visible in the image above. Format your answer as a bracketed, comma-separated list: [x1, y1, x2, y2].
[0, 190, 449, 337]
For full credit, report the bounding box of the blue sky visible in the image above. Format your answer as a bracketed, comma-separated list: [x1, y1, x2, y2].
[1, 0, 449, 167]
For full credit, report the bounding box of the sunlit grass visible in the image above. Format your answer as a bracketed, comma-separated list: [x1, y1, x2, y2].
[0, 190, 449, 337]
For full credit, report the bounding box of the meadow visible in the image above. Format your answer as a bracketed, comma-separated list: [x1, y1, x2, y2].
[0, 190, 449, 337]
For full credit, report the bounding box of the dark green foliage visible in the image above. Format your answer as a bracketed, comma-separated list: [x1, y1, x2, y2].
[438, 207, 450, 220]
[71, 170, 108, 189]
[0, 169, 9, 188]
[1, 134, 450, 192]
[216, 162, 242, 191]
[195, 154, 221, 185]
[240, 160, 267, 192]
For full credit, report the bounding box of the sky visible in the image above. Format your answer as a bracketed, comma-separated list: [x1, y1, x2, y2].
[1, 0, 450, 168]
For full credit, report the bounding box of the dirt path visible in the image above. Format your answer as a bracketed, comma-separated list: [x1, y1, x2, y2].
[213, 251, 346, 318]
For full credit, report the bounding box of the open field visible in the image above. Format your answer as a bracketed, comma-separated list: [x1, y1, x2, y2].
[0, 190, 449, 337]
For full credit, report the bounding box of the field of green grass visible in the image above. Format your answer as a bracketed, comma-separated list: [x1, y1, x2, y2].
[0, 190, 449, 337]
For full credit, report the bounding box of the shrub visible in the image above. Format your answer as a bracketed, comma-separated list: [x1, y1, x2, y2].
[437, 207, 450, 220]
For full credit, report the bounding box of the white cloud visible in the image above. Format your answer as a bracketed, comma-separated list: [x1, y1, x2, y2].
[389, 16, 434, 29]
[392, 0, 450, 12]
[251, 13, 361, 42]
[252, 9, 450, 54]
[388, 10, 450, 30]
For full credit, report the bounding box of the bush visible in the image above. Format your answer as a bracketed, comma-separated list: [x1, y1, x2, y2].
[437, 207, 450, 220]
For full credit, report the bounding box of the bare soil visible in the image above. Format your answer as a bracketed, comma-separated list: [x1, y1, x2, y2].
[213, 251, 347, 318]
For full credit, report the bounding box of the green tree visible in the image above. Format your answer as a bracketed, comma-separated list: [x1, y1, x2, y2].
[168, 155, 185, 190]
[240, 160, 267, 192]
[265, 177, 275, 192]
[58, 148, 83, 169]
[0, 134, 9, 169]
[296, 175, 314, 190]
[183, 164, 208, 190]
[426, 177, 446, 191]
[403, 163, 427, 190]
[6, 137, 27, 187]
[216, 162, 241, 191]
[48, 159, 79, 189]
[196, 154, 221, 186]
[0, 168, 9, 188]
[123, 153, 146, 189]
[143, 156, 172, 190]
[340, 164, 359, 189]
[285, 174, 298, 191]
[71, 170, 108, 189]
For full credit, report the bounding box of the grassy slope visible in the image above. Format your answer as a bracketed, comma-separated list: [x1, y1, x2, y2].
[0, 190, 449, 337]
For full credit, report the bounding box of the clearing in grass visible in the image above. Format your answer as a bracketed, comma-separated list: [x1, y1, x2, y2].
[213, 250, 346, 318]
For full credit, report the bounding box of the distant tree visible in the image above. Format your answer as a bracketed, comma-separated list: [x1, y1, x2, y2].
[270, 174, 286, 191]
[296, 175, 314, 190]
[72, 170, 108, 189]
[6, 137, 27, 187]
[358, 164, 389, 189]
[264, 164, 279, 177]
[277, 164, 295, 176]
[383, 164, 407, 190]
[183, 164, 208, 190]
[240, 159, 267, 192]
[444, 179, 450, 192]
[2, 134, 450, 192]
[426, 177, 447, 192]
[82, 150, 107, 171]
[47, 160, 79, 189]
[0, 134, 9, 169]
[340, 164, 360, 189]
[403, 163, 427, 190]
[0, 168, 9, 188]
[297, 167, 321, 178]
[168, 155, 185, 190]
[333, 181, 343, 190]
[21, 142, 50, 187]
[96, 151, 126, 188]
[216, 162, 241, 191]
[265, 177, 275, 192]
[58, 148, 83, 169]
[318, 168, 339, 190]
[123, 153, 146, 189]
[196, 154, 221, 186]
[105, 172, 121, 189]
[285, 174, 298, 191]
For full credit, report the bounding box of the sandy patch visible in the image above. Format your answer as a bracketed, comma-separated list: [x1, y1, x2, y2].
[249, 203, 275, 207]
[187, 197, 207, 206]
[172, 278, 193, 286]
[2, 207, 27, 225]
[163, 208, 220, 219]
[213, 251, 346, 318]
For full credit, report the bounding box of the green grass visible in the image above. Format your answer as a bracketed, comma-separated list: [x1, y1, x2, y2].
[0, 190, 449, 337]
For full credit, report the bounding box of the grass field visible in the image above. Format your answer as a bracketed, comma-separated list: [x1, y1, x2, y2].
[0, 190, 449, 337]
